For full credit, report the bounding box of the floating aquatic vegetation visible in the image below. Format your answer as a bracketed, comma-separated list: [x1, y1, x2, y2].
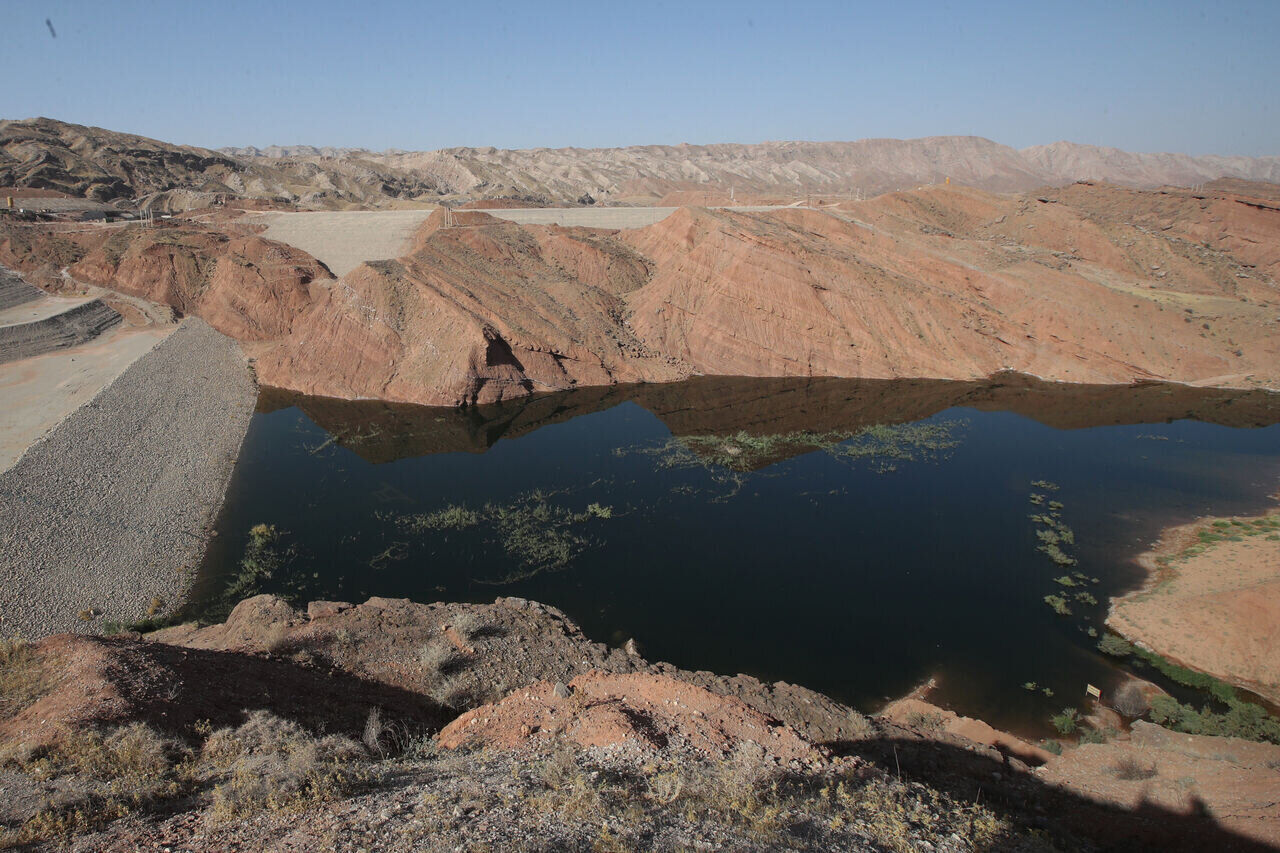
[198, 523, 300, 622]
[401, 504, 480, 532]
[620, 420, 965, 476]
[1043, 594, 1072, 616]
[368, 541, 409, 570]
[396, 491, 616, 584]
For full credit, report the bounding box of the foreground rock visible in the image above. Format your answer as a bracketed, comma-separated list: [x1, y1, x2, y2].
[151, 595, 869, 744]
[0, 318, 256, 638]
[438, 671, 824, 765]
[3, 594, 1276, 850]
[1108, 510, 1280, 704]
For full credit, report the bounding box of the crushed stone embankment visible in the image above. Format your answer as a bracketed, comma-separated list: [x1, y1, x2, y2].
[0, 318, 256, 639]
[0, 298, 121, 364]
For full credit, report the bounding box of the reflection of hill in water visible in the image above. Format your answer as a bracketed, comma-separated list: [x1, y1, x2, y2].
[257, 375, 1280, 466]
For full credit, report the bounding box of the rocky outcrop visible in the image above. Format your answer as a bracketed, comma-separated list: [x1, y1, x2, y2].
[4, 593, 1278, 850]
[4, 179, 1278, 405]
[0, 117, 441, 208]
[250, 181, 1280, 403]
[251, 210, 687, 405]
[438, 671, 825, 763]
[149, 594, 869, 745]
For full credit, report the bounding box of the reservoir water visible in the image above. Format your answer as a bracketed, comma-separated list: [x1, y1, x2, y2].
[196, 376, 1280, 736]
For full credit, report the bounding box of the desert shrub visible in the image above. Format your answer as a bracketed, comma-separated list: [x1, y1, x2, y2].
[1112, 683, 1151, 717]
[843, 710, 874, 739]
[1078, 726, 1115, 744]
[1050, 708, 1079, 735]
[3, 723, 188, 844]
[52, 723, 177, 781]
[449, 612, 485, 640]
[905, 711, 946, 732]
[1112, 755, 1158, 780]
[204, 710, 366, 821]
[362, 707, 384, 755]
[1040, 739, 1063, 756]
[418, 640, 463, 674]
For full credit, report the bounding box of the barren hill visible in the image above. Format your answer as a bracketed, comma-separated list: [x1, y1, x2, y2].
[0, 118, 442, 211]
[229, 135, 1280, 205]
[4, 178, 1277, 405]
[5, 118, 1280, 212]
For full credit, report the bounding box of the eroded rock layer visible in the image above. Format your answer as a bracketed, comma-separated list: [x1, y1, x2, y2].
[3, 180, 1278, 405]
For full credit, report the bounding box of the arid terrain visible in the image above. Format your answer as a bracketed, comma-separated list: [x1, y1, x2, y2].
[6, 117, 1280, 211]
[3, 118, 1280, 851]
[3, 593, 1279, 851]
[3, 174, 1278, 407]
[1109, 509, 1280, 704]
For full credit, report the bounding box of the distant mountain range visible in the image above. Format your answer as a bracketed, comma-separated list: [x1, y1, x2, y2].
[3, 116, 1278, 209]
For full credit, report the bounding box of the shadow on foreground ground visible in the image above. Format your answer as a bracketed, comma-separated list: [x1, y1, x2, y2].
[832, 734, 1276, 852]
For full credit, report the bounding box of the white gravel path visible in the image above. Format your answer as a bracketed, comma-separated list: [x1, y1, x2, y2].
[0, 318, 256, 639]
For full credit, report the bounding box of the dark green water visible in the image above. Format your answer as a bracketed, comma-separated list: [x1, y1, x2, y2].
[197, 376, 1280, 737]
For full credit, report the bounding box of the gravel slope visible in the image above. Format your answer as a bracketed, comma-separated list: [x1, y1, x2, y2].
[0, 318, 255, 638]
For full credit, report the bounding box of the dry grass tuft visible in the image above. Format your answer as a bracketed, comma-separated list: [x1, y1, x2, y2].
[0, 637, 54, 719]
[2, 723, 187, 844]
[204, 710, 367, 822]
[1112, 754, 1158, 781]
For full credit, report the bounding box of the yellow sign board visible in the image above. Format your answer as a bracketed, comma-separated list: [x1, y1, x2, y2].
[1085, 684, 1102, 699]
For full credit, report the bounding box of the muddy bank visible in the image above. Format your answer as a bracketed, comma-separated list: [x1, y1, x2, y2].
[1107, 505, 1280, 704]
[0, 318, 256, 638]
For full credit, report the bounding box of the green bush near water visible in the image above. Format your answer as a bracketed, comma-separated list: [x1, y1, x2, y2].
[1149, 695, 1280, 744]
[1096, 634, 1133, 657]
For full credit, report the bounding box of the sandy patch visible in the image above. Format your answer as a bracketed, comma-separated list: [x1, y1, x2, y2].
[245, 210, 436, 276]
[0, 322, 171, 471]
[1107, 509, 1280, 703]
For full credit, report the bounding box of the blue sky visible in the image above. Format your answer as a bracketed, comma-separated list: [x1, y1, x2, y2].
[3, 0, 1277, 155]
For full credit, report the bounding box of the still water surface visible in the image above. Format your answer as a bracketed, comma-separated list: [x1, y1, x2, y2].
[197, 377, 1280, 736]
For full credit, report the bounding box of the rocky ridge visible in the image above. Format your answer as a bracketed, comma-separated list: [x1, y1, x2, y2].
[3, 178, 1277, 406]
[5, 118, 1280, 211]
[3, 593, 1278, 850]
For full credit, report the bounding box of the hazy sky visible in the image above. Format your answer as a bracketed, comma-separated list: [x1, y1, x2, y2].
[4, 0, 1277, 155]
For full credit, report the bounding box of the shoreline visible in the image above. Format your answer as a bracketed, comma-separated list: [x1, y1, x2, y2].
[0, 318, 257, 639]
[1106, 497, 1280, 706]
